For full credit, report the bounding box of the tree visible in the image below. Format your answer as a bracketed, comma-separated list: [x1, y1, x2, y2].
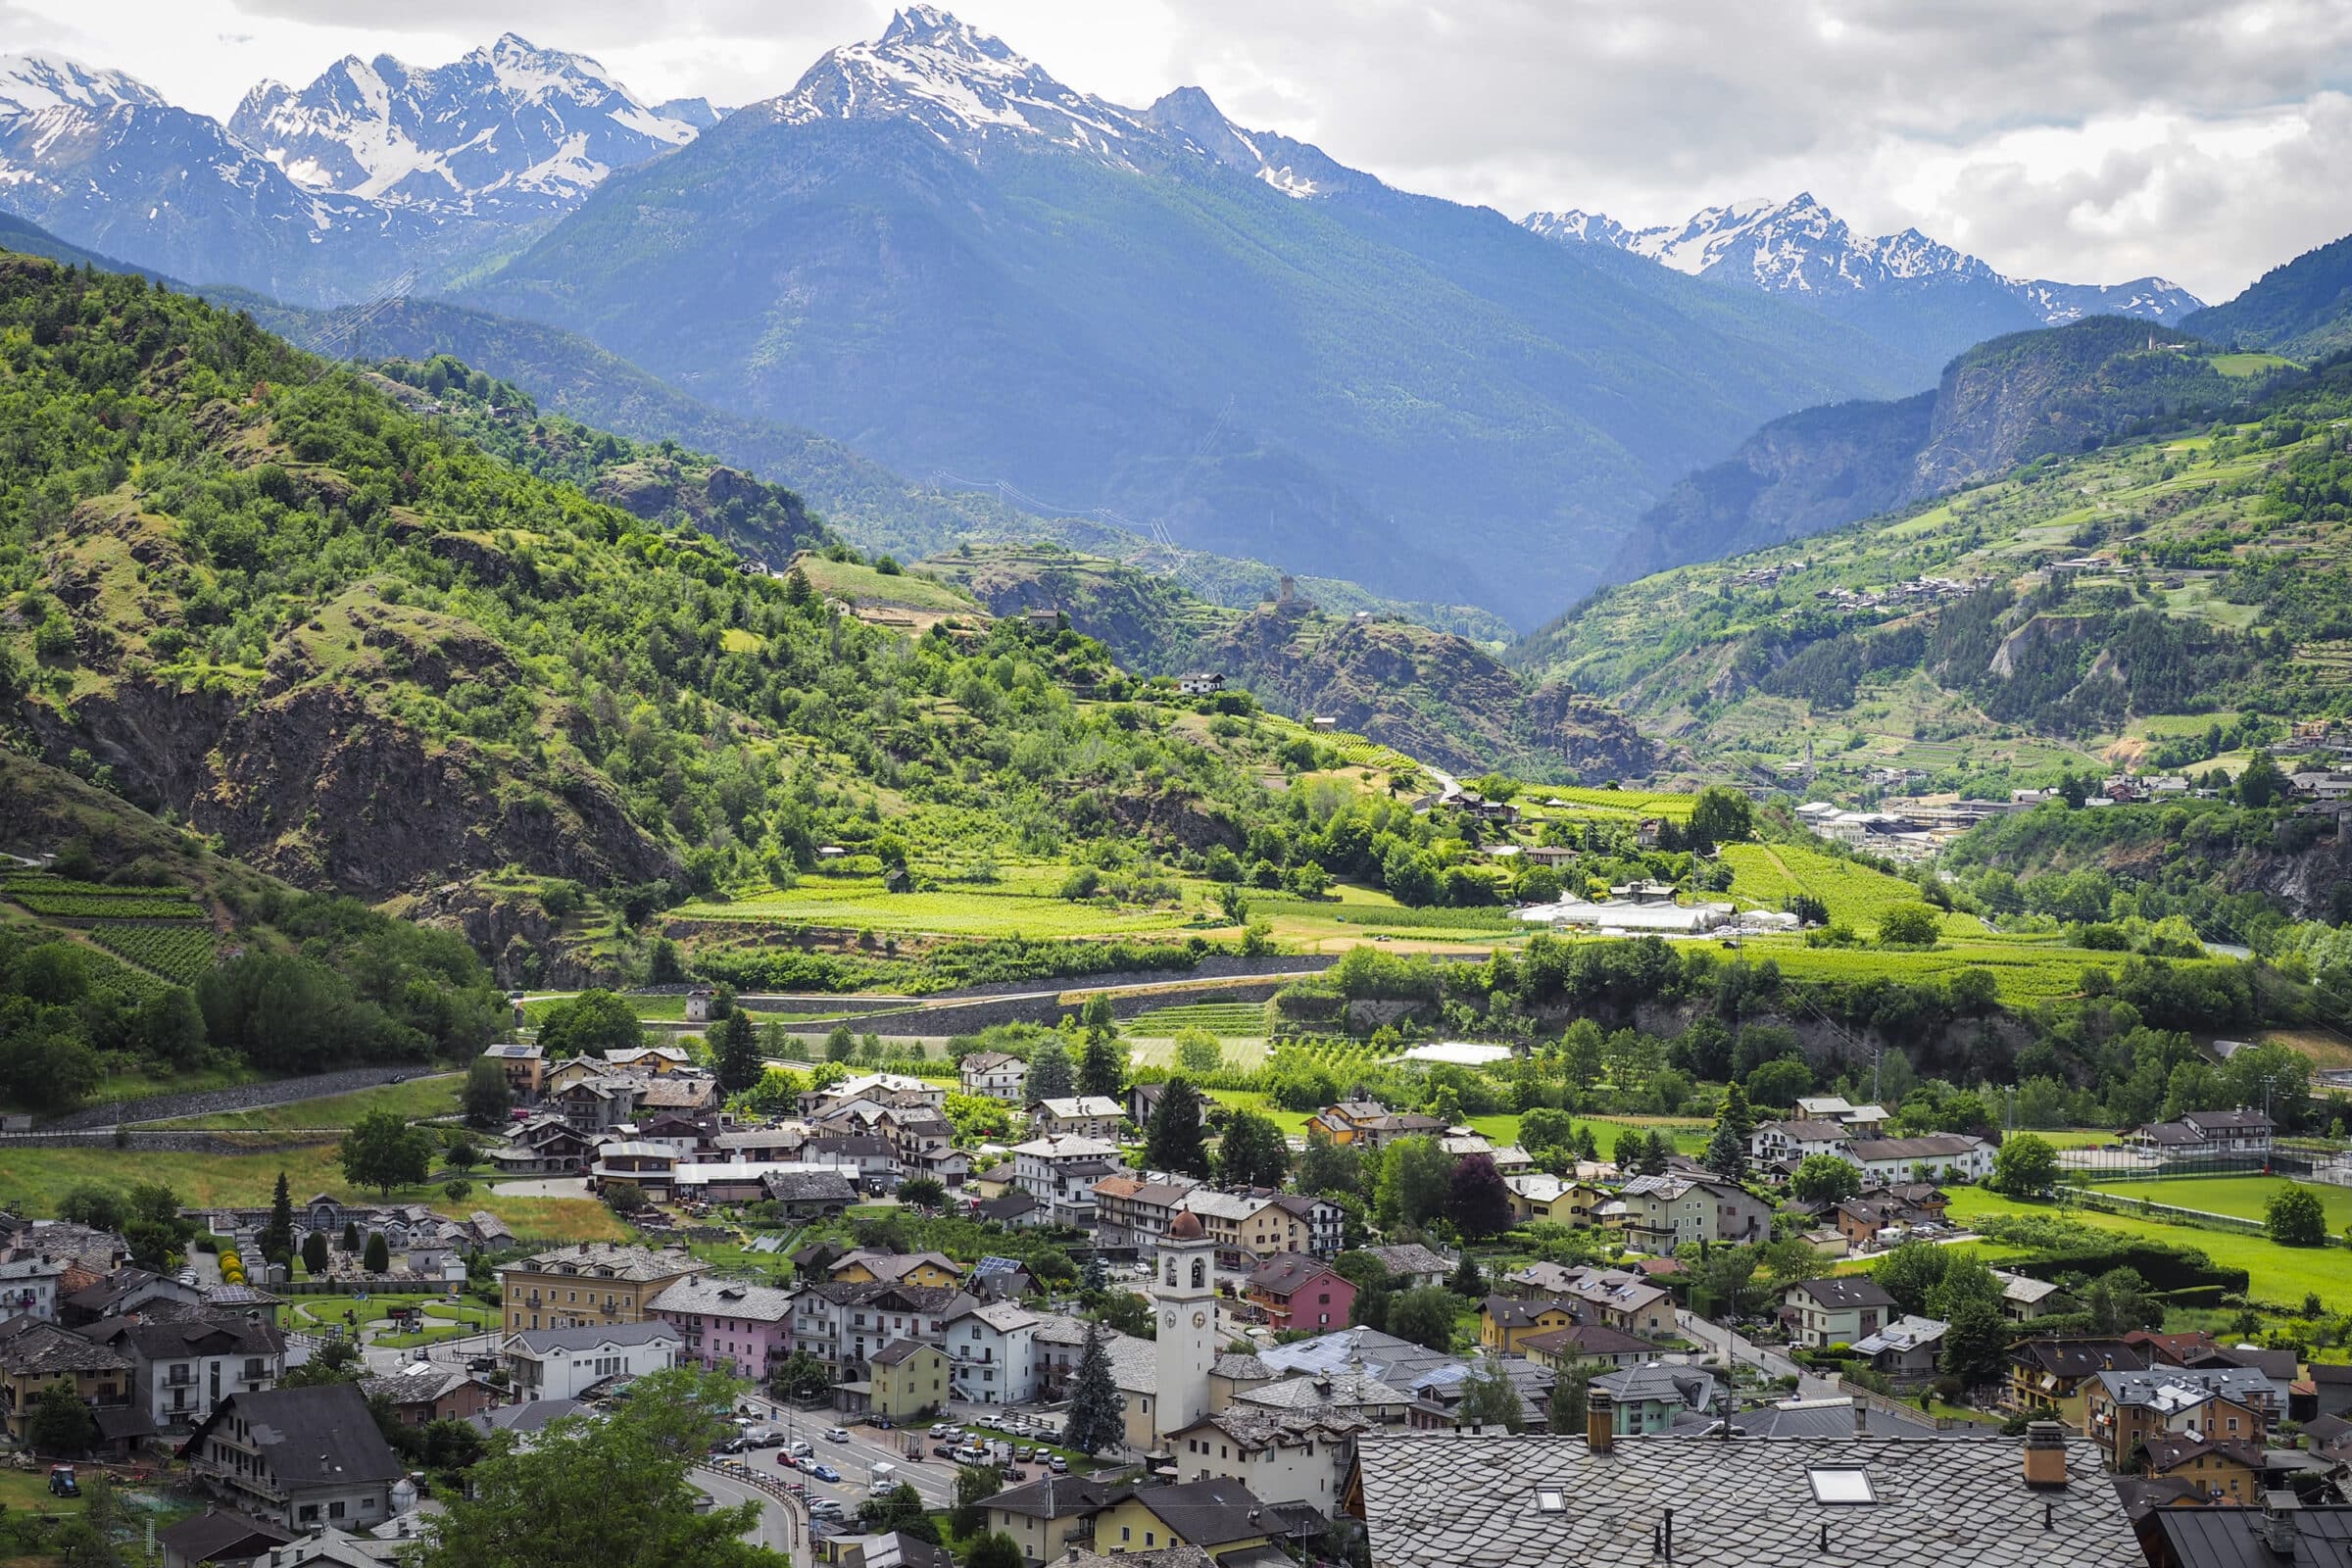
[1689, 1245, 1761, 1320]
[1688, 786, 1753, 848]
[1703, 1083, 1753, 1181]
[1446, 1152, 1514, 1239]
[1639, 1131, 1673, 1176]
[443, 1179, 472, 1203]
[282, 1337, 364, 1388]
[339, 1109, 433, 1197]
[2237, 751, 2287, 808]
[1790, 1153, 1861, 1205]
[421, 1369, 785, 1568]
[713, 1008, 762, 1096]
[1446, 1251, 1486, 1299]
[1174, 1028, 1223, 1076]
[1547, 1365, 1592, 1433]
[1216, 1110, 1291, 1189]
[1065, 1322, 1126, 1455]
[951, 1463, 1005, 1539]
[1876, 905, 1941, 948]
[258, 1170, 296, 1266]
[969, 1535, 1024, 1568]
[1078, 1032, 1127, 1100]
[2082, 1267, 2164, 1334]
[2268, 1185, 2328, 1247]
[1298, 1130, 1364, 1199]
[1611, 1130, 1645, 1170]
[1939, 1296, 2011, 1389]
[899, 1175, 947, 1211]
[464, 1058, 514, 1129]
[364, 1231, 391, 1273]
[26, 1381, 97, 1456]
[341, 1219, 362, 1252]
[1388, 1286, 1460, 1353]
[824, 1024, 857, 1062]
[1081, 1252, 1109, 1296]
[1027, 1037, 1076, 1102]
[1989, 1133, 2059, 1198]
[1456, 1354, 1525, 1433]
[302, 1230, 330, 1275]
[1335, 1251, 1392, 1332]
[535, 990, 648, 1057]
[1145, 1077, 1210, 1177]
[858, 1483, 941, 1544]
[770, 1350, 832, 1402]
[1743, 1056, 1813, 1109]
[1870, 1241, 1950, 1317]
[56, 1184, 126, 1232]
[1376, 1136, 1454, 1230]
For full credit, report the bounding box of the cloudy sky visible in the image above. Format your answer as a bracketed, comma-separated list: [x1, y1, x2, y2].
[9, 0, 2351, 302]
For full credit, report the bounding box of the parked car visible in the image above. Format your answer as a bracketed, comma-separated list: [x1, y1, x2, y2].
[787, 1440, 813, 1458]
[808, 1463, 841, 1483]
[1049, 1457, 1069, 1475]
[1003, 1467, 1030, 1484]
[710, 1436, 749, 1455]
[776, 1452, 800, 1470]
[744, 1428, 784, 1447]
[1014, 1446, 1034, 1461]
[932, 1444, 957, 1459]
[824, 1427, 851, 1443]
[929, 1424, 952, 1439]
[809, 1499, 847, 1520]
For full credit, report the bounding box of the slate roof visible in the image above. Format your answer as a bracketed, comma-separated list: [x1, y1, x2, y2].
[1592, 1363, 1719, 1410]
[974, 1192, 1044, 1223]
[0, 1317, 130, 1375]
[1125, 1479, 1296, 1546]
[1482, 1295, 1573, 1330]
[471, 1398, 585, 1435]
[871, 1338, 935, 1368]
[1211, 1352, 1273, 1381]
[509, 1242, 693, 1281]
[1353, 1432, 2142, 1568]
[1365, 1244, 1450, 1279]
[1787, 1276, 1898, 1311]
[1238, 1370, 1413, 1414]
[1847, 1135, 1986, 1162]
[764, 1168, 860, 1204]
[505, 1321, 681, 1356]
[179, 1382, 403, 1489]
[2011, 1340, 2146, 1379]
[157, 1509, 296, 1563]
[1673, 1397, 1948, 1441]
[1514, 1323, 1654, 1360]
[650, 1276, 799, 1321]
[362, 1363, 480, 1407]
[1258, 1327, 1461, 1390]
[985, 1473, 1122, 1519]
[2146, 1500, 2352, 1568]
[2094, 1366, 2282, 1411]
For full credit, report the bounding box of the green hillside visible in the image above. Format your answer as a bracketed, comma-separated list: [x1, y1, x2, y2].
[921, 544, 1655, 779]
[1512, 353, 2352, 797]
[2186, 231, 2352, 361]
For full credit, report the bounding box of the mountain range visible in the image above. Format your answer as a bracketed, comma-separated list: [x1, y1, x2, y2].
[0, 8, 2260, 629]
[1527, 194, 2202, 368]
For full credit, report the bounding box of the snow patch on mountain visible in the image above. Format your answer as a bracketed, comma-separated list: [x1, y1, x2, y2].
[229, 33, 697, 213]
[1524, 193, 2202, 325]
[0, 53, 164, 117]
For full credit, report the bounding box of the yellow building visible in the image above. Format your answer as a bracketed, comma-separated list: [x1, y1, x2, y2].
[1090, 1480, 1281, 1557]
[498, 1242, 694, 1337]
[983, 1475, 1121, 1565]
[0, 1323, 131, 1443]
[861, 1340, 951, 1421]
[2142, 1434, 2261, 1504]
[828, 1251, 961, 1290]
[1480, 1296, 1577, 1353]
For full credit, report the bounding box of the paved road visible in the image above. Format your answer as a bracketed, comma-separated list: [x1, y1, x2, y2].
[729, 1397, 955, 1508]
[697, 1463, 811, 1567]
[1677, 1310, 1841, 1399]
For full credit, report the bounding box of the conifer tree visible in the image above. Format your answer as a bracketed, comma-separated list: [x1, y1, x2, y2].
[1065, 1322, 1125, 1455]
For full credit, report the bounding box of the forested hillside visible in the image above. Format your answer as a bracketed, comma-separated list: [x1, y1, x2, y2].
[921, 545, 1655, 779]
[1512, 350, 2352, 801]
[1604, 318, 2297, 582]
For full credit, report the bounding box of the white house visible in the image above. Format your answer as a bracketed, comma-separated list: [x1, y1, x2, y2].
[959, 1052, 1030, 1104]
[1164, 1410, 1359, 1509]
[0, 1257, 66, 1321]
[502, 1321, 681, 1400]
[1011, 1136, 1124, 1225]
[94, 1314, 284, 1434]
[1028, 1097, 1124, 1140]
[1837, 1134, 1994, 1184]
[1748, 1119, 1851, 1165]
[943, 1299, 1038, 1405]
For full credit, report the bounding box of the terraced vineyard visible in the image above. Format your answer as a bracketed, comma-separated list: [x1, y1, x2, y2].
[1125, 1002, 1272, 1037]
[86, 921, 219, 984]
[1720, 841, 1986, 936]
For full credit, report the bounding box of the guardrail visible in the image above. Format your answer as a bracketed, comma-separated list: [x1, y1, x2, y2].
[694, 1457, 808, 1552]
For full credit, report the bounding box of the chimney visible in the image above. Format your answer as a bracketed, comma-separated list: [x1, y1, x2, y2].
[2022, 1421, 2068, 1490]
[1587, 1386, 1614, 1454]
[1851, 1399, 1868, 1437]
[2260, 1490, 2300, 1559]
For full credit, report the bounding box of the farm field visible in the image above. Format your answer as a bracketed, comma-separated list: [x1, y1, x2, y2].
[1942, 1186, 2352, 1304]
[150, 1073, 465, 1130]
[1749, 934, 2134, 1006]
[1126, 1002, 1274, 1037]
[1128, 1036, 1273, 1073]
[2081, 1174, 2352, 1231]
[85, 919, 219, 982]
[675, 876, 1200, 938]
[0, 1146, 626, 1243]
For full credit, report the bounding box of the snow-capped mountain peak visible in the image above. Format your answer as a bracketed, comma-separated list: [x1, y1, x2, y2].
[228, 36, 697, 212]
[1522, 192, 2202, 324]
[772, 7, 1147, 163]
[0, 52, 166, 118]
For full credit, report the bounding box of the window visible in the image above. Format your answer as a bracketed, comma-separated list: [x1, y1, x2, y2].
[1807, 1469, 1876, 1505]
[1535, 1488, 1567, 1514]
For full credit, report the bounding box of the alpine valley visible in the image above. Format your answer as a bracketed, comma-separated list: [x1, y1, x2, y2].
[13, 14, 2352, 1539]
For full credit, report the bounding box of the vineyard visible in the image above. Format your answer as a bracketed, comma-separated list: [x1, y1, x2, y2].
[4, 874, 207, 922]
[87, 921, 219, 985]
[1720, 842, 1984, 937]
[1124, 1002, 1271, 1037]
[1528, 787, 1698, 822]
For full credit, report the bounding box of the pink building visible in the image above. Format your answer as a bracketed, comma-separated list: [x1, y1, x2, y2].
[649, 1276, 798, 1379]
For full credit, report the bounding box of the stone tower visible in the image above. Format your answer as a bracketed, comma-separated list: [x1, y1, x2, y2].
[1152, 1208, 1217, 1439]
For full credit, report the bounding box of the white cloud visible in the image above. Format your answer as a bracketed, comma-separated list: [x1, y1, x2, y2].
[0, 0, 2345, 299]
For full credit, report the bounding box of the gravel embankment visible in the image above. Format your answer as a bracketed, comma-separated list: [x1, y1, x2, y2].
[38, 1065, 432, 1131]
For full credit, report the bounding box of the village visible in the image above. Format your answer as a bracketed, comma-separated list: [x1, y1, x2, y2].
[1, 1011, 2341, 1568]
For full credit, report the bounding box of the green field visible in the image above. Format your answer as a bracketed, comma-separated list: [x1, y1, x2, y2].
[151, 1073, 464, 1130]
[1722, 841, 1984, 937]
[1943, 1186, 2352, 1304]
[1125, 1002, 1272, 1036]
[0, 1146, 626, 1243]
[677, 876, 1197, 938]
[2082, 1174, 2352, 1231]
[1129, 1036, 1273, 1073]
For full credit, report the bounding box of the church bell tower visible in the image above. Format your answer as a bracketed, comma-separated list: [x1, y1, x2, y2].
[1152, 1208, 1217, 1439]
